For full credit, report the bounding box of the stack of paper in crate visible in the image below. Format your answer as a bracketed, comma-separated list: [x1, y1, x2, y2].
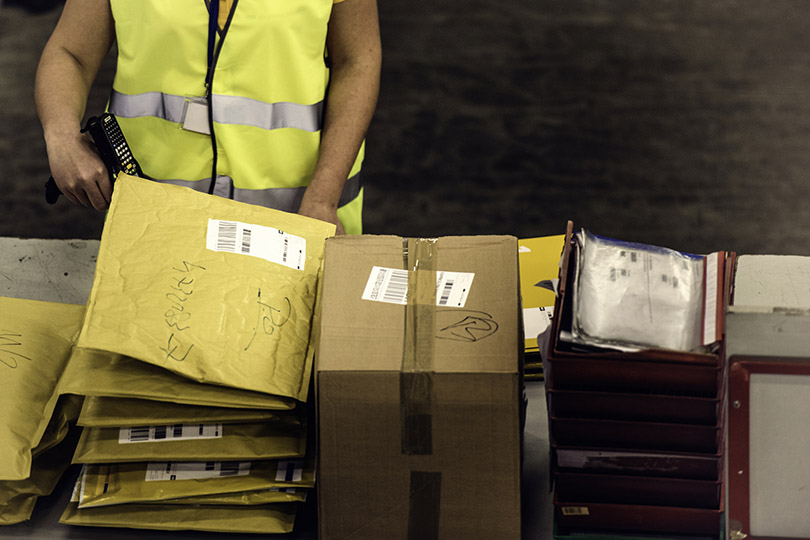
[57, 174, 331, 534]
[545, 223, 728, 539]
[518, 235, 565, 380]
[0, 297, 85, 525]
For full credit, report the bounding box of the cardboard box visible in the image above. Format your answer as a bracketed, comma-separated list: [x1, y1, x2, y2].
[316, 235, 522, 540]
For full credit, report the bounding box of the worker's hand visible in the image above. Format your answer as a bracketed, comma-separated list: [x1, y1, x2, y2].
[298, 199, 345, 236]
[44, 131, 112, 210]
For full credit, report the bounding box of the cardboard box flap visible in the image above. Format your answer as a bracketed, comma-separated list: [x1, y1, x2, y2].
[318, 235, 519, 374]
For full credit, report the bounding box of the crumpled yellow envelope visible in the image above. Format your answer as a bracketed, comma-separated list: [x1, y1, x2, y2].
[59, 348, 296, 410]
[77, 395, 301, 428]
[76, 174, 334, 401]
[0, 297, 84, 481]
[77, 457, 315, 508]
[72, 421, 306, 464]
[155, 487, 307, 506]
[0, 421, 80, 524]
[60, 499, 297, 534]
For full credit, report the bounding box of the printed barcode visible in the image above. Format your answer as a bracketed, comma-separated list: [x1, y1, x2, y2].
[241, 229, 252, 253]
[120, 423, 222, 444]
[561, 506, 589, 516]
[219, 462, 240, 477]
[276, 460, 303, 482]
[438, 279, 454, 306]
[129, 427, 149, 442]
[383, 269, 409, 303]
[217, 221, 237, 252]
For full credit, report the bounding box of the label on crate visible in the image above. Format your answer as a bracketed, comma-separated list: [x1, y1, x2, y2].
[119, 423, 222, 444]
[362, 266, 474, 307]
[561, 506, 590, 516]
[145, 461, 251, 481]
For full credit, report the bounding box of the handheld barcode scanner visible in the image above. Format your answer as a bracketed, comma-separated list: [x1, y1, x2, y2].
[45, 112, 145, 204]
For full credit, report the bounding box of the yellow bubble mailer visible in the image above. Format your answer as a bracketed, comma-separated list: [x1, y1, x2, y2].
[72, 421, 306, 464]
[77, 458, 314, 508]
[0, 422, 80, 524]
[77, 395, 301, 428]
[76, 174, 335, 402]
[0, 297, 84, 481]
[60, 500, 297, 534]
[155, 487, 307, 506]
[60, 348, 296, 410]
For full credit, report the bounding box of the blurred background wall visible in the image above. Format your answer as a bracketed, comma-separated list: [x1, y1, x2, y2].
[3, 0, 810, 256]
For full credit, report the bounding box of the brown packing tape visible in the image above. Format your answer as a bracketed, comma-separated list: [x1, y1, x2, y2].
[400, 238, 437, 456]
[400, 239, 442, 540]
[408, 471, 442, 540]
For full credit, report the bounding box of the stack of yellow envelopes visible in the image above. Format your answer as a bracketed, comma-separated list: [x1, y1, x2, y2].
[0, 297, 85, 524]
[58, 174, 333, 534]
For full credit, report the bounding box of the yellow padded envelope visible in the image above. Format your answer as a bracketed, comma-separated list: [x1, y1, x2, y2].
[0, 297, 84, 481]
[76, 174, 335, 402]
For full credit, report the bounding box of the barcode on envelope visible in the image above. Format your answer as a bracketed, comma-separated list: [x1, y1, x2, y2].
[216, 220, 238, 251]
[241, 228, 252, 253]
[206, 219, 306, 270]
[145, 461, 251, 482]
[275, 460, 304, 483]
[119, 424, 222, 444]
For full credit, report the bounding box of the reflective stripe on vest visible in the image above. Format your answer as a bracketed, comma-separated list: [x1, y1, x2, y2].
[157, 172, 361, 210]
[109, 90, 324, 133]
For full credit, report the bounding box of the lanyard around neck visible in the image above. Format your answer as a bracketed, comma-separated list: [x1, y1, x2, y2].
[205, 0, 220, 90]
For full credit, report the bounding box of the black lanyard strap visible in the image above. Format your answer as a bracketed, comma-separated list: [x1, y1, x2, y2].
[205, 0, 220, 89]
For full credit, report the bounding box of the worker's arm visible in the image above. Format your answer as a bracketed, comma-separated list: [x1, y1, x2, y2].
[34, 0, 116, 210]
[298, 0, 382, 234]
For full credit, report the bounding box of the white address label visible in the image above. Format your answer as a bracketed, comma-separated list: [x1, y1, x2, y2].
[362, 266, 474, 307]
[119, 424, 222, 444]
[206, 219, 306, 270]
[145, 461, 251, 481]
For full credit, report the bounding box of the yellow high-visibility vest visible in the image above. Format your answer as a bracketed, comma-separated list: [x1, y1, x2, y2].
[108, 0, 364, 234]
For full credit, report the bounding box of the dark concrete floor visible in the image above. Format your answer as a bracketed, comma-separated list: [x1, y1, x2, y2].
[4, 1, 810, 257]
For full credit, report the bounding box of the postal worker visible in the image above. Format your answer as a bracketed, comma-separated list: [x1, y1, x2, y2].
[35, 0, 381, 235]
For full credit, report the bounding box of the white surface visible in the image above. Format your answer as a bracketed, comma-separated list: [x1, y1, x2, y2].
[749, 373, 810, 538]
[0, 237, 99, 304]
[733, 254, 810, 309]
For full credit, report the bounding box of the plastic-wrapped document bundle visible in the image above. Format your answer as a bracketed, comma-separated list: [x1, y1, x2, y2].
[570, 230, 706, 352]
